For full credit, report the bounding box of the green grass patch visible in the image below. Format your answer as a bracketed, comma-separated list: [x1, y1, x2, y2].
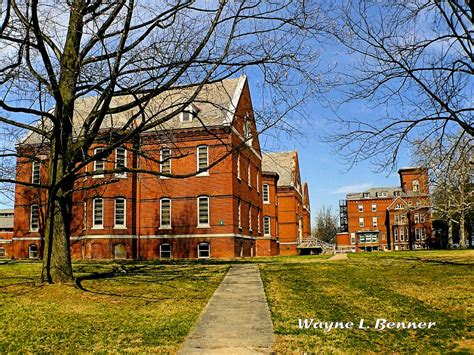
[260, 250, 474, 353]
[0, 261, 228, 353]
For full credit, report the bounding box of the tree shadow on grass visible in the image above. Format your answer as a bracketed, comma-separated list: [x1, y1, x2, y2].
[74, 264, 227, 302]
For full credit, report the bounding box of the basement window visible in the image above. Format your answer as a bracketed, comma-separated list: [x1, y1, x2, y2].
[160, 243, 172, 259]
[28, 244, 38, 259]
[197, 242, 210, 259]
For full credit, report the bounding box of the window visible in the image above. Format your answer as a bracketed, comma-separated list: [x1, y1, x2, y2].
[351, 235, 355, 244]
[372, 217, 377, 227]
[115, 148, 127, 177]
[420, 214, 425, 223]
[400, 228, 404, 241]
[395, 203, 402, 210]
[257, 211, 261, 233]
[413, 180, 420, 192]
[401, 214, 406, 224]
[247, 162, 251, 187]
[93, 147, 105, 177]
[243, 115, 253, 146]
[359, 217, 364, 227]
[394, 228, 399, 242]
[28, 244, 38, 259]
[197, 146, 209, 175]
[371, 203, 377, 212]
[379, 192, 387, 197]
[30, 204, 39, 232]
[237, 152, 241, 180]
[180, 105, 196, 122]
[415, 228, 421, 241]
[32, 161, 40, 184]
[359, 235, 365, 243]
[114, 198, 126, 228]
[197, 242, 210, 259]
[160, 243, 172, 259]
[197, 196, 209, 226]
[249, 205, 252, 232]
[363, 192, 370, 198]
[358, 204, 363, 212]
[263, 184, 270, 203]
[394, 214, 400, 224]
[160, 148, 171, 176]
[414, 214, 420, 223]
[0, 247, 4, 257]
[421, 227, 426, 240]
[256, 169, 260, 193]
[263, 216, 271, 236]
[160, 198, 171, 228]
[238, 200, 242, 229]
[394, 191, 401, 197]
[381, 233, 385, 240]
[93, 198, 103, 228]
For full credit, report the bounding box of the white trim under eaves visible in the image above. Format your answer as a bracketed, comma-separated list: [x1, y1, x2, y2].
[223, 75, 247, 126]
[231, 126, 262, 161]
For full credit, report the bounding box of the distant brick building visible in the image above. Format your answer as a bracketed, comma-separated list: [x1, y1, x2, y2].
[11, 76, 310, 260]
[262, 151, 311, 255]
[0, 209, 14, 258]
[336, 167, 432, 252]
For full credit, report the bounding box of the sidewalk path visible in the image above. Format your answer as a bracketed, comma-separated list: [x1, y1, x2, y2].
[179, 264, 274, 354]
[328, 253, 349, 261]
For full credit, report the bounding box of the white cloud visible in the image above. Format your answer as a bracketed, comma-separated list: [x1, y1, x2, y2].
[333, 183, 373, 194]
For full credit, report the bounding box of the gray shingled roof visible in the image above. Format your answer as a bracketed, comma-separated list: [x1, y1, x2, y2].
[347, 186, 428, 200]
[262, 151, 295, 187]
[22, 76, 245, 145]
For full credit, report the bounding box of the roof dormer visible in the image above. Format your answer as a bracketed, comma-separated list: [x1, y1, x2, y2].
[180, 104, 198, 123]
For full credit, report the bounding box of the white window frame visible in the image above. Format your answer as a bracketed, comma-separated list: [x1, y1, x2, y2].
[32, 161, 40, 184]
[160, 148, 171, 177]
[412, 180, 420, 192]
[400, 228, 404, 241]
[358, 204, 363, 212]
[247, 162, 251, 187]
[238, 200, 242, 229]
[394, 214, 400, 223]
[180, 105, 196, 122]
[263, 216, 271, 236]
[30, 204, 39, 232]
[249, 205, 252, 232]
[415, 228, 421, 241]
[256, 169, 260, 193]
[197, 196, 210, 227]
[237, 152, 241, 180]
[420, 214, 426, 223]
[257, 211, 261, 233]
[263, 184, 270, 204]
[114, 197, 126, 228]
[196, 145, 209, 176]
[160, 243, 172, 259]
[414, 214, 420, 223]
[394, 228, 399, 241]
[197, 242, 211, 259]
[359, 217, 364, 227]
[371, 203, 376, 212]
[28, 244, 38, 259]
[114, 148, 127, 178]
[93, 147, 105, 178]
[160, 198, 172, 229]
[92, 198, 104, 229]
[421, 227, 426, 240]
[372, 217, 377, 227]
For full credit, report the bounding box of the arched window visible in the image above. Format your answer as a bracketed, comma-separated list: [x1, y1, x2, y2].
[412, 180, 420, 192]
[197, 242, 210, 259]
[160, 243, 172, 259]
[28, 244, 38, 259]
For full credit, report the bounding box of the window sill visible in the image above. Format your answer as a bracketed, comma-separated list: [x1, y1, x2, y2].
[263, 201, 270, 205]
[159, 176, 170, 179]
[114, 174, 127, 179]
[159, 226, 172, 230]
[92, 175, 104, 179]
[114, 226, 128, 229]
[196, 173, 210, 177]
[29, 229, 39, 233]
[91, 226, 104, 230]
[197, 224, 210, 229]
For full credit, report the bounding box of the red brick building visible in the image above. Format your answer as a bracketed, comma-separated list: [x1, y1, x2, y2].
[11, 76, 310, 260]
[262, 151, 310, 255]
[336, 167, 432, 252]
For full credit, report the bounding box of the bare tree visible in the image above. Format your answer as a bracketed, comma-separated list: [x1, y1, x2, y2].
[0, 1, 325, 283]
[413, 133, 473, 248]
[312, 205, 338, 243]
[326, 0, 473, 169]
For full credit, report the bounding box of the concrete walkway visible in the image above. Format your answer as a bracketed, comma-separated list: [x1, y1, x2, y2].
[328, 253, 349, 261]
[179, 264, 274, 354]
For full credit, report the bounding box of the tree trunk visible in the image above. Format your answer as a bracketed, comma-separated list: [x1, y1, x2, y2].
[41, 148, 75, 284]
[459, 213, 466, 248]
[448, 219, 453, 247]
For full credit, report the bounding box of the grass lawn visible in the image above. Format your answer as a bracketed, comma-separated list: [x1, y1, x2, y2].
[0, 261, 228, 353]
[260, 250, 474, 353]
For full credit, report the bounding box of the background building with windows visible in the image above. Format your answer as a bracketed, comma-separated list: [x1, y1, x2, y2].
[336, 167, 432, 252]
[9, 76, 311, 260]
